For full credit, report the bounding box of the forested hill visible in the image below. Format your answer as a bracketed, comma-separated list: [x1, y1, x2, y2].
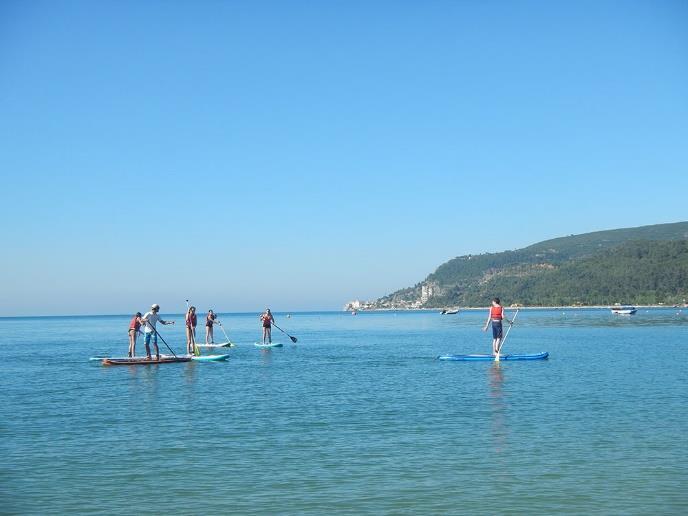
[371, 222, 688, 308]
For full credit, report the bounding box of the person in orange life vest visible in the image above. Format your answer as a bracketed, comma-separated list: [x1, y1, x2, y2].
[482, 297, 513, 356]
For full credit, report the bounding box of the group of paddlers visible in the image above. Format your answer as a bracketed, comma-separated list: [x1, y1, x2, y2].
[182, 305, 223, 353]
[124, 300, 508, 360]
[127, 304, 222, 359]
[126, 305, 277, 359]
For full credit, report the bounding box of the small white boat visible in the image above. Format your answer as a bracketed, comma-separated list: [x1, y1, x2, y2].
[441, 308, 459, 315]
[611, 306, 637, 315]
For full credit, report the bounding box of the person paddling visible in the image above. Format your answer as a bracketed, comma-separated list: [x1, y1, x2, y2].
[205, 309, 218, 344]
[127, 312, 143, 357]
[260, 308, 275, 344]
[483, 298, 513, 356]
[185, 306, 198, 354]
[141, 304, 175, 360]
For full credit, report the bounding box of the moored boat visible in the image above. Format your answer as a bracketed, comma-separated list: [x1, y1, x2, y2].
[611, 306, 637, 315]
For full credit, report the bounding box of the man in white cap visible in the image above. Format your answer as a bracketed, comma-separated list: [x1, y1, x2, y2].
[141, 304, 175, 360]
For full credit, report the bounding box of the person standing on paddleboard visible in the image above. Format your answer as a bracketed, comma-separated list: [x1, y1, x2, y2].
[483, 298, 513, 356]
[142, 304, 175, 360]
[205, 309, 219, 344]
[260, 308, 275, 344]
[185, 306, 198, 354]
[127, 312, 143, 357]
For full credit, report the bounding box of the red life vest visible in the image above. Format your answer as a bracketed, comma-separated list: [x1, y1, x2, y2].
[129, 316, 141, 331]
[490, 306, 503, 320]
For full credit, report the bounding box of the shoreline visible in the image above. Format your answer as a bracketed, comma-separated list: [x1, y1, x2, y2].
[1, 305, 684, 319]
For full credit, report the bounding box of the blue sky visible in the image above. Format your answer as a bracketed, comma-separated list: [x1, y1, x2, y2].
[1, 0, 687, 316]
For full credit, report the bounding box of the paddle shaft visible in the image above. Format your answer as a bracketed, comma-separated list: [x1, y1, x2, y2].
[218, 322, 232, 344]
[145, 320, 177, 358]
[272, 323, 297, 343]
[497, 309, 519, 354]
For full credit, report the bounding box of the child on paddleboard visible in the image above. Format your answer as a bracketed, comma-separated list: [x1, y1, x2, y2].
[205, 310, 218, 344]
[483, 298, 513, 356]
[260, 308, 275, 344]
[141, 304, 175, 360]
[185, 306, 197, 354]
[128, 312, 143, 357]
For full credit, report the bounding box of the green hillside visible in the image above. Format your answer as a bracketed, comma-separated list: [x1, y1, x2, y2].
[373, 222, 688, 308]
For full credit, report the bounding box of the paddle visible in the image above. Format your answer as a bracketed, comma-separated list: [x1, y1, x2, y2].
[217, 322, 234, 347]
[186, 299, 200, 356]
[145, 321, 178, 359]
[273, 323, 298, 343]
[496, 309, 519, 362]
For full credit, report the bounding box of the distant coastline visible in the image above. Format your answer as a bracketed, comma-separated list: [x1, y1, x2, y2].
[345, 304, 687, 312]
[355, 222, 688, 311]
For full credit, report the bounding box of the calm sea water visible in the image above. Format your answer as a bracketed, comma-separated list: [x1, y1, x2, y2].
[1, 309, 687, 514]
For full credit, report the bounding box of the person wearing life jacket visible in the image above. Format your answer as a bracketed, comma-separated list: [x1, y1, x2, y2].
[185, 306, 198, 354]
[127, 312, 143, 357]
[483, 297, 513, 356]
[260, 308, 275, 344]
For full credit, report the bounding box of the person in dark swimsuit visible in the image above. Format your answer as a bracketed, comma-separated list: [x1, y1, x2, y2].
[482, 297, 513, 356]
[205, 309, 218, 344]
[260, 308, 275, 344]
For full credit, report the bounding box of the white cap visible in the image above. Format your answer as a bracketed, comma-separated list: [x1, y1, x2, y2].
[151, 304, 160, 310]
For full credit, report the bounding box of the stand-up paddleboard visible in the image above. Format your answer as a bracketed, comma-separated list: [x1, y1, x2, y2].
[191, 353, 230, 362]
[100, 355, 192, 366]
[94, 353, 230, 364]
[438, 352, 549, 361]
[160, 353, 230, 362]
[254, 342, 283, 348]
[195, 342, 235, 349]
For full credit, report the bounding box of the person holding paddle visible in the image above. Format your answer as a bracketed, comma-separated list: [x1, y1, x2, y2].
[185, 306, 198, 354]
[260, 308, 275, 344]
[127, 312, 143, 357]
[142, 304, 175, 360]
[483, 298, 513, 356]
[205, 309, 219, 344]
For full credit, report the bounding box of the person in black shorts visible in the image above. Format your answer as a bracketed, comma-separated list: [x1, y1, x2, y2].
[483, 297, 513, 355]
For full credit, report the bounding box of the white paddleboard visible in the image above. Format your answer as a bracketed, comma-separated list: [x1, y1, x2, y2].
[254, 342, 283, 348]
[191, 354, 230, 362]
[195, 342, 235, 348]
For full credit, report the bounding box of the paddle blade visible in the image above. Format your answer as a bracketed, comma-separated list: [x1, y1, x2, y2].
[290, 336, 298, 343]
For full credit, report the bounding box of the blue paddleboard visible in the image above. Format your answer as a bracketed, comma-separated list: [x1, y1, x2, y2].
[438, 352, 549, 361]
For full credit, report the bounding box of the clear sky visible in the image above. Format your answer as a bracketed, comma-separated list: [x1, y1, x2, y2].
[1, 0, 687, 316]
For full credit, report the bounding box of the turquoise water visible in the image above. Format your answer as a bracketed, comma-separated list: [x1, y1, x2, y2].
[2, 309, 687, 514]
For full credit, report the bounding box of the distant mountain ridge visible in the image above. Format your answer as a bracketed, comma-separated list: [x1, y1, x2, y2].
[363, 222, 688, 309]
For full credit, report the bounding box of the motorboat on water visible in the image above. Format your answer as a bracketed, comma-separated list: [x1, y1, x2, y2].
[611, 305, 637, 315]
